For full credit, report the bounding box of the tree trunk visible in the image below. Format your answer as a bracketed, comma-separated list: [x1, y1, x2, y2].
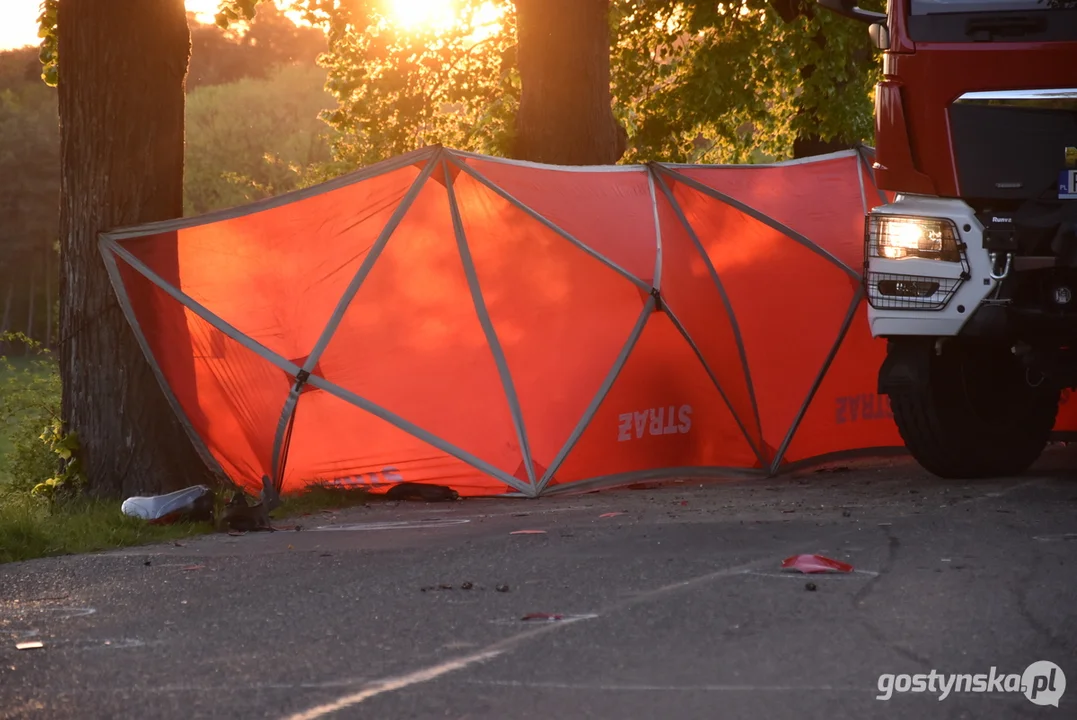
[512, 0, 626, 165]
[57, 0, 215, 498]
[25, 268, 35, 354]
[44, 248, 52, 348]
[792, 132, 851, 159]
[1, 283, 13, 336]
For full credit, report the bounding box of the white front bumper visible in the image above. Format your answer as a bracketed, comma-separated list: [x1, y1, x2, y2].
[866, 195, 998, 338]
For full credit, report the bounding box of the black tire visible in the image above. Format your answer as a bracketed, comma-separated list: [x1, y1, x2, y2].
[887, 341, 1060, 479]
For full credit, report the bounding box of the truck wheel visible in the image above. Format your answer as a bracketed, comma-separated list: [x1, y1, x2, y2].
[887, 342, 1059, 479]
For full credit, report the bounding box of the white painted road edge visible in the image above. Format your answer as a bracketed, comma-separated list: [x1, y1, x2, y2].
[279, 480, 1037, 719]
[279, 551, 844, 720]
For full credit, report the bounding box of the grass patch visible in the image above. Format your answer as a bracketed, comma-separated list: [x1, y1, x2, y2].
[0, 339, 65, 496]
[0, 494, 212, 565]
[0, 333, 375, 564]
[273, 484, 372, 517]
[0, 483, 377, 565]
[0, 351, 56, 475]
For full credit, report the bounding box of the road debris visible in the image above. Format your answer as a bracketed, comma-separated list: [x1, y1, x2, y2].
[24, 595, 69, 602]
[384, 482, 459, 502]
[495, 584, 510, 592]
[121, 485, 214, 524]
[510, 530, 547, 535]
[599, 512, 626, 518]
[521, 613, 563, 622]
[16, 641, 44, 651]
[218, 491, 272, 532]
[781, 554, 854, 574]
[420, 583, 455, 592]
[805, 582, 818, 592]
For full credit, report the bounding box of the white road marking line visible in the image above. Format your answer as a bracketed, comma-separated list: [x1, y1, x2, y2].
[1032, 533, 1077, 542]
[0, 606, 97, 621]
[467, 679, 870, 693]
[281, 648, 506, 720]
[279, 553, 820, 720]
[464, 678, 1018, 700]
[310, 519, 472, 532]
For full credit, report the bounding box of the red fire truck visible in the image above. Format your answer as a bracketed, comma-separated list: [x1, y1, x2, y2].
[821, 0, 1077, 478]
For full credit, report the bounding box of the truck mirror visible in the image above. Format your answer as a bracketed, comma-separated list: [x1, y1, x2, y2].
[817, 0, 887, 24]
[869, 21, 890, 49]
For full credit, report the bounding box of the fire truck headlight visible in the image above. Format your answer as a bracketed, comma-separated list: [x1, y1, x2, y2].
[867, 214, 962, 262]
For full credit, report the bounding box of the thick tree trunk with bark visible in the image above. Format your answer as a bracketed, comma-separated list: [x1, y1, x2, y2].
[44, 250, 52, 348]
[512, 0, 626, 165]
[57, 0, 215, 498]
[25, 270, 35, 353]
[792, 133, 850, 159]
[1, 284, 13, 336]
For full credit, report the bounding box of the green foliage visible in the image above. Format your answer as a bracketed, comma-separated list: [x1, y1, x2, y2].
[217, 0, 881, 166]
[274, 0, 521, 166]
[10, 8, 332, 352]
[31, 418, 83, 501]
[274, 482, 372, 517]
[216, 0, 263, 29]
[31, 0, 883, 179]
[36, 0, 58, 87]
[32, 0, 884, 171]
[184, 62, 337, 214]
[0, 494, 211, 564]
[609, 0, 882, 163]
[0, 333, 61, 495]
[188, 2, 328, 91]
[0, 330, 204, 564]
[0, 332, 82, 501]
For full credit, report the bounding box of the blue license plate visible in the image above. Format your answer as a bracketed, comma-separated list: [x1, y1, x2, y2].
[1061, 169, 1077, 199]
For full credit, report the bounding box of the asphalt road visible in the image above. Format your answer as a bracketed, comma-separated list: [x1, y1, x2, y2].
[2, 451, 1076, 720]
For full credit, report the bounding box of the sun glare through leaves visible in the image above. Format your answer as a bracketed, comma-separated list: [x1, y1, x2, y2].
[388, 0, 456, 30]
[384, 0, 505, 40]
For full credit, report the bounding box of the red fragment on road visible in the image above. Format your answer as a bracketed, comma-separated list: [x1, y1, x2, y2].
[780, 554, 854, 574]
